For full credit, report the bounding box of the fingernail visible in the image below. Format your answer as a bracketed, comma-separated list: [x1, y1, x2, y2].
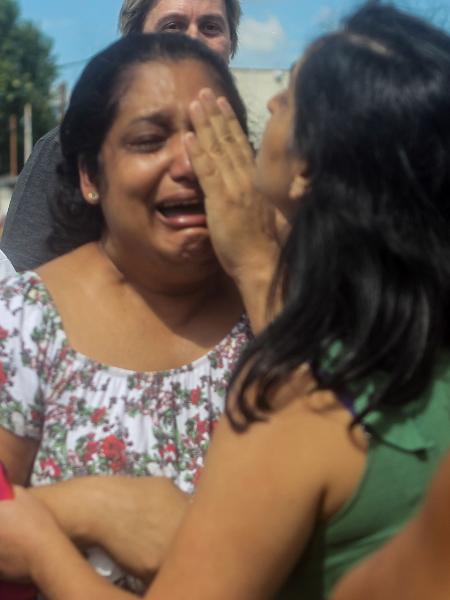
[200, 88, 215, 101]
[190, 100, 204, 119]
[217, 97, 233, 116]
[184, 132, 197, 151]
[199, 89, 217, 108]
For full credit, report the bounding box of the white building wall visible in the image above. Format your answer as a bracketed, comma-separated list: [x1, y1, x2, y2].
[231, 68, 289, 148]
[0, 186, 13, 225]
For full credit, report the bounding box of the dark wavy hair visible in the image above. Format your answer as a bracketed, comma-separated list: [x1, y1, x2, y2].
[229, 1, 450, 429]
[49, 33, 247, 254]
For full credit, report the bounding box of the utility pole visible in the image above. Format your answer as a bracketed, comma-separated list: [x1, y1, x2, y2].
[9, 115, 18, 177]
[24, 103, 33, 163]
[58, 83, 67, 122]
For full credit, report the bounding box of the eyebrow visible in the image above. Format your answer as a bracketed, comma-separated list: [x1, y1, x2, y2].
[129, 111, 173, 129]
[154, 11, 226, 27]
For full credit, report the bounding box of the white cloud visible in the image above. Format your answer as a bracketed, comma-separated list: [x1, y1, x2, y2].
[239, 16, 284, 53]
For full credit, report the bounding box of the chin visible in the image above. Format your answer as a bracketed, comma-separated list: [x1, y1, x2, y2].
[176, 233, 217, 264]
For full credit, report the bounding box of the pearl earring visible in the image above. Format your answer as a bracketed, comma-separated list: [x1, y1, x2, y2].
[87, 192, 99, 201]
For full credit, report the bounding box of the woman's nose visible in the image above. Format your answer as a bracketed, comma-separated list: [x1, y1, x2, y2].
[170, 139, 196, 182]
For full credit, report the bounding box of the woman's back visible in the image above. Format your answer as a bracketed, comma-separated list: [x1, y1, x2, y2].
[280, 354, 450, 597]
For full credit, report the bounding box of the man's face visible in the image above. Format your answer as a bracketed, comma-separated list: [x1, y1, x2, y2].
[143, 0, 232, 63]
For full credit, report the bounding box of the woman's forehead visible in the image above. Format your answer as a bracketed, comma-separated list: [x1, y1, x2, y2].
[113, 59, 224, 122]
[123, 58, 222, 95]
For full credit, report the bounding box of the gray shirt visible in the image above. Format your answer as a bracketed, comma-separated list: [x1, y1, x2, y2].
[1, 127, 71, 271]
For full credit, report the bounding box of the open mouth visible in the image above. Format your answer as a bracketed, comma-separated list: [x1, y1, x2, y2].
[156, 198, 207, 229]
[157, 199, 205, 218]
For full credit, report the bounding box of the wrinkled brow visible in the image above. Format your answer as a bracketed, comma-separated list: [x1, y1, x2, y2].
[129, 110, 174, 129]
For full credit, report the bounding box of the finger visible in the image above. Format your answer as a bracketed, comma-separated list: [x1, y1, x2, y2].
[198, 90, 253, 168]
[184, 132, 219, 197]
[184, 132, 234, 203]
[189, 99, 222, 159]
[185, 132, 240, 213]
[217, 96, 255, 164]
[189, 97, 241, 194]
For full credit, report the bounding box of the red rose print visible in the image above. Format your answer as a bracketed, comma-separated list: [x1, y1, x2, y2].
[101, 435, 126, 471]
[159, 442, 177, 463]
[0, 363, 7, 386]
[91, 407, 107, 424]
[0, 326, 8, 340]
[59, 346, 70, 360]
[83, 441, 99, 462]
[191, 387, 201, 406]
[196, 418, 209, 438]
[39, 458, 62, 479]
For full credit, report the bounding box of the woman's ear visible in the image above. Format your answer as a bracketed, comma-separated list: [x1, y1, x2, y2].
[78, 159, 100, 205]
[289, 173, 308, 202]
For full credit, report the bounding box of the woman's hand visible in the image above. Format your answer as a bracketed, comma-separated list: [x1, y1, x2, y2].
[32, 476, 188, 582]
[186, 89, 287, 331]
[0, 487, 135, 600]
[0, 486, 61, 581]
[186, 89, 285, 277]
[90, 477, 188, 581]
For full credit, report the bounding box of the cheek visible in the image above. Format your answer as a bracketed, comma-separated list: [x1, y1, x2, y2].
[202, 36, 230, 59]
[106, 153, 168, 194]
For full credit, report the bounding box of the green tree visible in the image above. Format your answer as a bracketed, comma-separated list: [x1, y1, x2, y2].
[0, 0, 57, 174]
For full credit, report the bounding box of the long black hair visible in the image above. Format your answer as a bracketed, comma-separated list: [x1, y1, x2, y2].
[49, 32, 247, 254]
[229, 1, 450, 428]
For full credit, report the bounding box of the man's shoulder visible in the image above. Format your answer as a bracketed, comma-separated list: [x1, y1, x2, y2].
[31, 126, 61, 155]
[15, 126, 61, 180]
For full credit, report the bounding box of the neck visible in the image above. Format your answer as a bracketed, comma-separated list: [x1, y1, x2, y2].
[94, 242, 242, 328]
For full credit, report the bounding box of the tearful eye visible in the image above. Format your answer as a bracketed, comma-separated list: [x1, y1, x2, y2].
[129, 137, 165, 152]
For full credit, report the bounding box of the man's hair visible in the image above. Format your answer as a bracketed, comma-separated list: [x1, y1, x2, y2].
[118, 0, 241, 57]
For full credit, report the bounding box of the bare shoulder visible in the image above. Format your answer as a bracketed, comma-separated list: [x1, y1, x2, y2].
[36, 243, 100, 284]
[223, 367, 368, 518]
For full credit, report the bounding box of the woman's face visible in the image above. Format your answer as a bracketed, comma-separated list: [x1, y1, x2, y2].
[81, 59, 226, 276]
[254, 62, 305, 218]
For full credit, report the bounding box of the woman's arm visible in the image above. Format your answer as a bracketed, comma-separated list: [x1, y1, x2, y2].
[0, 427, 38, 485]
[0, 391, 327, 599]
[30, 476, 188, 580]
[0, 487, 134, 600]
[146, 393, 332, 600]
[0, 425, 188, 580]
[0, 387, 356, 600]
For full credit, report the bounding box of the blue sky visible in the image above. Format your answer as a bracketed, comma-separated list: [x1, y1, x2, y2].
[16, 0, 450, 90]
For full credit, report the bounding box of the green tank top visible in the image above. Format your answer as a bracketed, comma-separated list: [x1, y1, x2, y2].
[278, 354, 450, 599]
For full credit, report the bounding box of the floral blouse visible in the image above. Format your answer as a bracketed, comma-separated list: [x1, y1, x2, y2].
[0, 271, 252, 593]
[0, 271, 251, 494]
